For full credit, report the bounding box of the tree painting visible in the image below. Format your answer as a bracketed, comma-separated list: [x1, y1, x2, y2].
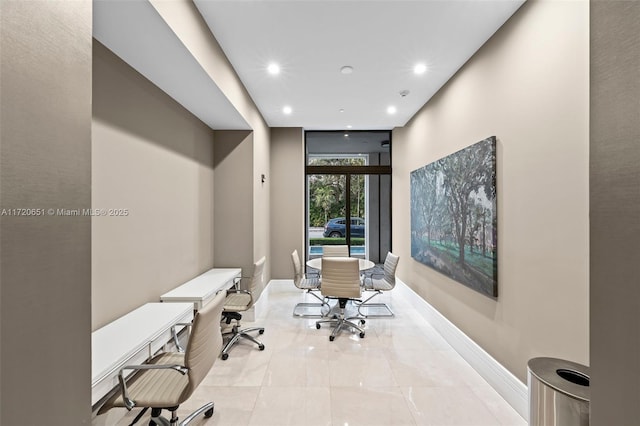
[410, 137, 497, 298]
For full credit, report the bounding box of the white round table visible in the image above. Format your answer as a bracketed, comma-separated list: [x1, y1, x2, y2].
[306, 257, 375, 271]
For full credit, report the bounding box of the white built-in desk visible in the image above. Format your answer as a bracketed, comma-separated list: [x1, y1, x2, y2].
[161, 268, 241, 310]
[91, 302, 193, 407]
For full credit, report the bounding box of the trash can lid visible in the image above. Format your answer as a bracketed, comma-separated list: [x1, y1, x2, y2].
[528, 357, 590, 402]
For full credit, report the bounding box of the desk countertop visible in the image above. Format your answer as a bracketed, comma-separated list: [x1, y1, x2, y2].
[160, 268, 241, 308]
[91, 302, 193, 406]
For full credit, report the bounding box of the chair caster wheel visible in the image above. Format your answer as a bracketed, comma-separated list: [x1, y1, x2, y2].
[359, 332, 365, 338]
[259, 329, 265, 334]
[316, 323, 321, 329]
[259, 344, 265, 351]
[221, 353, 229, 360]
[329, 336, 335, 342]
[360, 319, 366, 325]
[204, 407, 214, 418]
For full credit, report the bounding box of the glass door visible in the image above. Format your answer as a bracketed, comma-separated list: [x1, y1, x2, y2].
[349, 174, 366, 258]
[307, 173, 347, 259]
[305, 130, 392, 266]
[306, 172, 381, 261]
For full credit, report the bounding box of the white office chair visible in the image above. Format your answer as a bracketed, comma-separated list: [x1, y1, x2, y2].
[291, 249, 327, 317]
[220, 257, 266, 360]
[358, 252, 399, 318]
[322, 245, 349, 257]
[99, 291, 225, 425]
[315, 257, 365, 341]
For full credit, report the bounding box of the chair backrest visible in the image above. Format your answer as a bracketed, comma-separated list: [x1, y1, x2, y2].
[183, 290, 225, 398]
[383, 252, 400, 287]
[291, 249, 303, 288]
[322, 245, 349, 257]
[320, 257, 361, 299]
[249, 256, 266, 295]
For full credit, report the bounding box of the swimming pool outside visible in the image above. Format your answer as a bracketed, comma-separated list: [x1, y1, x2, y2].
[309, 246, 365, 255]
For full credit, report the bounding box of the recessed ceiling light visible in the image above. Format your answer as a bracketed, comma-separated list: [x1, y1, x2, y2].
[346, 125, 352, 129]
[387, 106, 397, 115]
[267, 63, 280, 75]
[283, 105, 292, 115]
[340, 65, 354, 75]
[339, 108, 345, 113]
[414, 63, 427, 75]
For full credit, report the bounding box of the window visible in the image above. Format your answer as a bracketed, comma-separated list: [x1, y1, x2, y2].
[306, 131, 392, 264]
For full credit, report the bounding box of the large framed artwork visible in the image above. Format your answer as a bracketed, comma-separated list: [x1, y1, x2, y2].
[410, 136, 497, 298]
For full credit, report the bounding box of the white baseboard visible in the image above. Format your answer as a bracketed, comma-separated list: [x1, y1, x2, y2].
[395, 278, 528, 421]
[250, 279, 284, 321]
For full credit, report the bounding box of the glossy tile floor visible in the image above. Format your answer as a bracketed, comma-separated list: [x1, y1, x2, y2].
[107, 281, 525, 426]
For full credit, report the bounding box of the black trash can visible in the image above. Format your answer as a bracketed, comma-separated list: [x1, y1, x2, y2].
[527, 357, 590, 426]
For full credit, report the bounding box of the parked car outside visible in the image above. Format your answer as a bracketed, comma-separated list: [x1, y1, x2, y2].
[323, 217, 365, 238]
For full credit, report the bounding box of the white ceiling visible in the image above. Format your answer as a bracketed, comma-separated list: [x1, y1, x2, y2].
[93, 0, 250, 130]
[94, 0, 524, 131]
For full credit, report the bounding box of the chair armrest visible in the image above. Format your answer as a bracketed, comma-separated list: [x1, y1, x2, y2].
[365, 273, 384, 282]
[232, 276, 242, 290]
[170, 322, 193, 353]
[361, 273, 383, 288]
[226, 288, 251, 296]
[232, 276, 253, 290]
[226, 288, 254, 307]
[117, 364, 188, 410]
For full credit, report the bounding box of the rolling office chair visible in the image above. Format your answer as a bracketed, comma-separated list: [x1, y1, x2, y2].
[322, 245, 349, 257]
[291, 249, 328, 317]
[98, 291, 226, 426]
[315, 257, 366, 341]
[358, 252, 400, 318]
[220, 257, 266, 360]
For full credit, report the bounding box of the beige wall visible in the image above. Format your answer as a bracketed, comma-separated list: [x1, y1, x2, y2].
[152, 0, 272, 283]
[392, 0, 589, 381]
[270, 128, 305, 278]
[253, 125, 271, 282]
[212, 131, 255, 288]
[590, 1, 640, 424]
[92, 41, 215, 329]
[0, 1, 93, 423]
